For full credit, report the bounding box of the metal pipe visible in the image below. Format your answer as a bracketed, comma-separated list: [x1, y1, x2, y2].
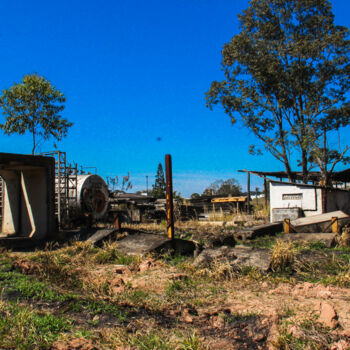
[165, 154, 174, 240]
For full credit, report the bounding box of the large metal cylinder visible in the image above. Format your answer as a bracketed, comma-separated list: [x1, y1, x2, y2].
[72, 174, 109, 219]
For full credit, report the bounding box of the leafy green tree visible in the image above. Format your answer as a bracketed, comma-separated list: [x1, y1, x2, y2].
[151, 163, 166, 198]
[203, 178, 242, 196]
[0, 74, 72, 154]
[206, 0, 350, 183]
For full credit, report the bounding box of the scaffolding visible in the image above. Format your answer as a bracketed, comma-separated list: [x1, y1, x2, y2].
[40, 151, 78, 228]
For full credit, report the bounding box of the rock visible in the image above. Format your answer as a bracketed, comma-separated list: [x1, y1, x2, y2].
[330, 340, 349, 350]
[192, 232, 236, 248]
[317, 290, 332, 299]
[342, 328, 350, 337]
[287, 325, 303, 338]
[138, 259, 155, 272]
[114, 265, 130, 274]
[181, 308, 193, 323]
[52, 338, 97, 350]
[212, 315, 225, 328]
[319, 302, 338, 329]
[253, 332, 266, 342]
[193, 246, 271, 272]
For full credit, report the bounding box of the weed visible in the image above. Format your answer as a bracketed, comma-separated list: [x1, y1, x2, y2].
[271, 240, 296, 272]
[0, 301, 71, 349]
[177, 332, 203, 350]
[129, 331, 172, 350]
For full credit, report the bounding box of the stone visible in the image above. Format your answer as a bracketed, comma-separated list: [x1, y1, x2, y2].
[193, 246, 271, 272]
[181, 308, 193, 323]
[287, 325, 303, 338]
[191, 232, 236, 248]
[330, 340, 349, 350]
[317, 290, 332, 299]
[138, 259, 155, 272]
[319, 302, 338, 329]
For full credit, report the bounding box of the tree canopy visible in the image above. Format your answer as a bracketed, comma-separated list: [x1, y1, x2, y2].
[151, 163, 166, 198]
[203, 178, 242, 196]
[0, 74, 73, 154]
[206, 0, 350, 184]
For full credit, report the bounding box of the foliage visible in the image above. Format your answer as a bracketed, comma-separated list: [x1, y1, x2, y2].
[151, 163, 166, 198]
[202, 178, 242, 196]
[206, 0, 350, 183]
[0, 74, 72, 154]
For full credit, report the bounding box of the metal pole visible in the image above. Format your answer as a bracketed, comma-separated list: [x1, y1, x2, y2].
[165, 154, 174, 240]
[247, 172, 251, 214]
[146, 175, 149, 195]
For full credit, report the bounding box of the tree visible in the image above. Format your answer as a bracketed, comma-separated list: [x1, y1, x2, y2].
[203, 178, 242, 196]
[0, 74, 73, 154]
[151, 163, 166, 198]
[206, 0, 350, 183]
[106, 173, 132, 192]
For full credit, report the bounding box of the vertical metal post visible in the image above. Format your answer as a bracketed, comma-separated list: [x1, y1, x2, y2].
[264, 178, 268, 209]
[165, 154, 174, 240]
[146, 175, 149, 195]
[247, 172, 251, 214]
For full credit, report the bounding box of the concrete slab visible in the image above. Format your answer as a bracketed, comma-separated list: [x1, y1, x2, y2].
[116, 233, 195, 256]
[291, 211, 349, 227]
[87, 229, 117, 244]
[291, 211, 350, 233]
[279, 233, 337, 247]
[235, 222, 283, 240]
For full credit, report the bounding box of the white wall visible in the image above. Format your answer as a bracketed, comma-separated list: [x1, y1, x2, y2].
[270, 182, 323, 222]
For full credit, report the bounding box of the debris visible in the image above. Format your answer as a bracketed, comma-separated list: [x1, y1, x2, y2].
[194, 246, 271, 272]
[319, 302, 338, 329]
[279, 233, 337, 247]
[191, 232, 235, 248]
[87, 229, 117, 245]
[235, 222, 282, 241]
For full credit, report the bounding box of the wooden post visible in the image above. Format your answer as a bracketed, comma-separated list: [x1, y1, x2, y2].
[283, 218, 291, 234]
[264, 178, 268, 209]
[331, 217, 338, 234]
[165, 154, 174, 240]
[247, 172, 251, 214]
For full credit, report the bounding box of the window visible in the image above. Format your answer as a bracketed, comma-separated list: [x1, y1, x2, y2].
[282, 193, 303, 200]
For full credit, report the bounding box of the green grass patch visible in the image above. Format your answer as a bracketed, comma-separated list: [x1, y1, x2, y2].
[0, 301, 71, 349]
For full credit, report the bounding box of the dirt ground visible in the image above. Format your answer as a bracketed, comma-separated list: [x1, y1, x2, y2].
[0, 222, 350, 349]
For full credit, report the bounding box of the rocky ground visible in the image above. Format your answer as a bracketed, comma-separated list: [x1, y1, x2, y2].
[0, 222, 349, 349]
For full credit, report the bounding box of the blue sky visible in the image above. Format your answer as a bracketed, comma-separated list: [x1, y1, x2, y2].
[0, 0, 349, 196]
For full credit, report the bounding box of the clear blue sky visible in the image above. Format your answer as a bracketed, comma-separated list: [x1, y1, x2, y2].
[0, 0, 349, 196]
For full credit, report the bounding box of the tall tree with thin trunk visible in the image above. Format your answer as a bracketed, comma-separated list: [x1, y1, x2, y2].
[0, 74, 72, 154]
[206, 0, 350, 183]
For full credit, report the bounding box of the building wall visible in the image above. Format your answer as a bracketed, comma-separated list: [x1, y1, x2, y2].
[327, 191, 350, 214]
[270, 182, 323, 222]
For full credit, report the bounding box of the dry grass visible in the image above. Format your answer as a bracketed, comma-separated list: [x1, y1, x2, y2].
[271, 240, 296, 272]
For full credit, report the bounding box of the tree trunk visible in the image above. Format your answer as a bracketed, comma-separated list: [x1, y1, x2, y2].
[301, 150, 308, 184]
[32, 124, 36, 155]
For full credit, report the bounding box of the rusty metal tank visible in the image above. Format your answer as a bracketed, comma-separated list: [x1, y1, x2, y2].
[72, 174, 109, 219]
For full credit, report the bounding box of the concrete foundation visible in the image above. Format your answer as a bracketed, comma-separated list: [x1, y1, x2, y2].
[0, 153, 55, 239]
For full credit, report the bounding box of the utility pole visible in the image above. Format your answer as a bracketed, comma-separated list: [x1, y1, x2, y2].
[165, 154, 174, 240]
[146, 175, 149, 195]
